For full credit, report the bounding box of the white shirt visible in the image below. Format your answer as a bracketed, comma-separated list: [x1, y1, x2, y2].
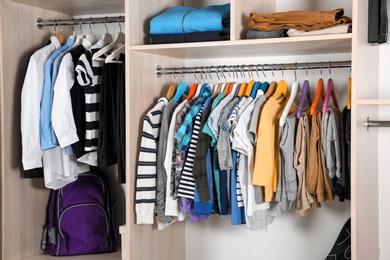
[21, 36, 60, 170]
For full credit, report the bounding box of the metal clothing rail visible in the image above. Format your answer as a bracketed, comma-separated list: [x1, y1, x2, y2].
[365, 117, 390, 130]
[36, 16, 125, 30]
[156, 60, 351, 78]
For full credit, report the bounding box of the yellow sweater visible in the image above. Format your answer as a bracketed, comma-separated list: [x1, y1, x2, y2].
[252, 80, 298, 202]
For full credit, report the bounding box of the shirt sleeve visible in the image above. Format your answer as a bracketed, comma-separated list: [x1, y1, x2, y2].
[21, 56, 43, 170]
[51, 54, 79, 148]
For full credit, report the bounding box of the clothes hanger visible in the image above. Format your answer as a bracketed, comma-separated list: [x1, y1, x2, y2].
[322, 64, 339, 113]
[105, 45, 125, 63]
[172, 70, 189, 102]
[347, 71, 352, 110]
[243, 66, 256, 97]
[250, 81, 262, 98]
[165, 69, 179, 100]
[86, 18, 97, 45]
[310, 64, 325, 115]
[280, 65, 299, 126]
[271, 79, 289, 101]
[74, 19, 86, 46]
[212, 69, 222, 98]
[93, 18, 125, 61]
[297, 65, 312, 118]
[310, 78, 325, 115]
[101, 18, 113, 45]
[53, 21, 66, 45]
[264, 65, 277, 98]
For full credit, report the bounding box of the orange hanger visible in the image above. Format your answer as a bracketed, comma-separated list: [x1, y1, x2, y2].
[244, 80, 256, 97]
[223, 82, 233, 96]
[55, 33, 66, 45]
[264, 81, 277, 98]
[186, 83, 199, 100]
[165, 83, 178, 100]
[347, 77, 351, 110]
[237, 82, 247, 97]
[310, 79, 325, 115]
[272, 80, 289, 101]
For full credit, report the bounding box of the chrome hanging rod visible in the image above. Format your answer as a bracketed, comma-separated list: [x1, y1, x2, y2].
[156, 60, 351, 78]
[36, 16, 125, 30]
[365, 117, 390, 130]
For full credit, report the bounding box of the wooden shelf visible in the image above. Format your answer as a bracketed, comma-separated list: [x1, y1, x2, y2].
[22, 248, 122, 260]
[12, 0, 124, 15]
[130, 34, 352, 59]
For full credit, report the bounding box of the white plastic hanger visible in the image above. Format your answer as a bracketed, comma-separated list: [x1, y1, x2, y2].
[101, 19, 113, 45]
[93, 19, 125, 61]
[105, 45, 125, 63]
[85, 18, 97, 45]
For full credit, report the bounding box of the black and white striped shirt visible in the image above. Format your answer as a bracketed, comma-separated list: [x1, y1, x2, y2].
[135, 97, 168, 224]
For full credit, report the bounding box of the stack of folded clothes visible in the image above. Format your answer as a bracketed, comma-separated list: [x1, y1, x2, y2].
[150, 3, 230, 44]
[246, 8, 352, 39]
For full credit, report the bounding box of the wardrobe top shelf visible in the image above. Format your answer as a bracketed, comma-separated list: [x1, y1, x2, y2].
[12, 0, 124, 15]
[130, 34, 352, 59]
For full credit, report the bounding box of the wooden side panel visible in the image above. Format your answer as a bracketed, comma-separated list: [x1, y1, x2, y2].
[125, 49, 186, 260]
[0, 0, 71, 259]
[351, 0, 380, 259]
[231, 0, 275, 40]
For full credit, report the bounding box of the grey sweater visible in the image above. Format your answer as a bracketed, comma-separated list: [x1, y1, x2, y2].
[156, 99, 178, 224]
[322, 107, 342, 188]
[276, 113, 298, 211]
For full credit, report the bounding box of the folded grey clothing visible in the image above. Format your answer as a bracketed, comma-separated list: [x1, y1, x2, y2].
[246, 28, 287, 39]
[150, 31, 230, 44]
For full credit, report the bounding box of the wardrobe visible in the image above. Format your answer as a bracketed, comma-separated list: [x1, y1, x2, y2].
[0, 0, 384, 259]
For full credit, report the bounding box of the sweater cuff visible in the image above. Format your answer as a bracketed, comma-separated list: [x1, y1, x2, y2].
[136, 204, 155, 225]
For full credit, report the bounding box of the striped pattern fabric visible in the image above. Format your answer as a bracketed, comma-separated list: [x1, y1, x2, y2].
[135, 97, 168, 224]
[75, 48, 103, 152]
[177, 105, 204, 199]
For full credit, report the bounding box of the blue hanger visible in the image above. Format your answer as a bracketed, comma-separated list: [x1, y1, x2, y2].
[250, 81, 262, 98]
[173, 82, 189, 102]
[260, 82, 269, 93]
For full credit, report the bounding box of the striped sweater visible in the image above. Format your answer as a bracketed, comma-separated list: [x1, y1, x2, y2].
[136, 97, 169, 224]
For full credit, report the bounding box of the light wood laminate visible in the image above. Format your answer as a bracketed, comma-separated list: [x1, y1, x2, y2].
[11, 0, 124, 15]
[22, 249, 121, 260]
[130, 34, 352, 59]
[231, 0, 275, 40]
[351, 0, 380, 258]
[0, 0, 72, 259]
[355, 99, 390, 105]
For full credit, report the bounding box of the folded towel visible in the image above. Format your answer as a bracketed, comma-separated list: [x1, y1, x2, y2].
[150, 4, 230, 34]
[150, 31, 229, 44]
[249, 8, 352, 32]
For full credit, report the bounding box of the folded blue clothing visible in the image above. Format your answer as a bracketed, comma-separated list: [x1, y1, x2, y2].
[150, 4, 230, 34]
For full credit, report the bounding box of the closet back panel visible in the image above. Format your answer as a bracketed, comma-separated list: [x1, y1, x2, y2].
[0, 0, 72, 259]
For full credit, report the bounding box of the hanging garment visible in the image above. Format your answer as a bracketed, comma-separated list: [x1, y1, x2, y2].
[21, 36, 60, 176]
[72, 40, 107, 166]
[307, 113, 334, 203]
[115, 58, 126, 183]
[334, 107, 351, 201]
[172, 100, 195, 199]
[294, 112, 317, 217]
[192, 96, 213, 202]
[156, 99, 180, 224]
[135, 97, 169, 224]
[97, 55, 126, 167]
[276, 112, 298, 211]
[322, 107, 342, 189]
[252, 80, 293, 202]
[176, 85, 212, 199]
[164, 99, 188, 219]
[249, 8, 352, 32]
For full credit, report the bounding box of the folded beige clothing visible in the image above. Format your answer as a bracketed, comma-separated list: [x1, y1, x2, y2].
[287, 24, 352, 37]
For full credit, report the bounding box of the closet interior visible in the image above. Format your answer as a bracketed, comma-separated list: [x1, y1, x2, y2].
[0, 0, 382, 259]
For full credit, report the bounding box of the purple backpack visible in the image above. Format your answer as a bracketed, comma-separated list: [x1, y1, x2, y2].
[41, 172, 118, 256]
